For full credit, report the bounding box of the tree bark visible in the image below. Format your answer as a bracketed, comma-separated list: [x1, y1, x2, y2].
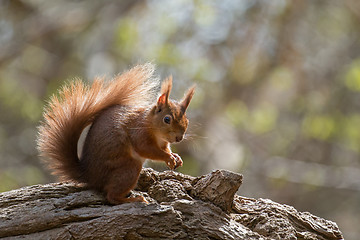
[0, 168, 343, 239]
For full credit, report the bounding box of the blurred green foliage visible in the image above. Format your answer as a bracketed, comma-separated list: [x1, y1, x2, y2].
[345, 59, 360, 92]
[0, 0, 360, 238]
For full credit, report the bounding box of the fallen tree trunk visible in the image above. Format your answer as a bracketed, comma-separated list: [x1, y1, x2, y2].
[0, 168, 343, 239]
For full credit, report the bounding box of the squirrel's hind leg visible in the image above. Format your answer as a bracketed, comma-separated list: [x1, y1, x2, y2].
[104, 160, 147, 204]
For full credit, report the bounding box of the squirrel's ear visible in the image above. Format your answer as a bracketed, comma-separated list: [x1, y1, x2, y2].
[157, 93, 167, 108]
[157, 76, 172, 109]
[161, 76, 172, 102]
[180, 85, 195, 113]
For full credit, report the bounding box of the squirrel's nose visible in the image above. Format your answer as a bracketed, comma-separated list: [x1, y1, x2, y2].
[175, 135, 183, 142]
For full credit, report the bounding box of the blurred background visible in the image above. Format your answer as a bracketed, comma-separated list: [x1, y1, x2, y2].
[0, 0, 359, 238]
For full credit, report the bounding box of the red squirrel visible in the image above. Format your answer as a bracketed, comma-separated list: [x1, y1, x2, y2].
[37, 64, 195, 204]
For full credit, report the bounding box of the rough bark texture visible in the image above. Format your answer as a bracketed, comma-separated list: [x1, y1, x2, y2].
[0, 168, 343, 239]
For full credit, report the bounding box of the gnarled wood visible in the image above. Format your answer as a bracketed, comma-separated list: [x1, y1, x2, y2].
[0, 168, 343, 239]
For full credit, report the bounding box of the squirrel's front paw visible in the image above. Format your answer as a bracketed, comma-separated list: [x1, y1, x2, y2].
[166, 156, 176, 169]
[171, 153, 183, 169]
[166, 153, 183, 170]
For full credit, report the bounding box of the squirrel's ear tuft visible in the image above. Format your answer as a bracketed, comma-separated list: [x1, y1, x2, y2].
[161, 76, 172, 100]
[180, 85, 195, 113]
[157, 76, 172, 108]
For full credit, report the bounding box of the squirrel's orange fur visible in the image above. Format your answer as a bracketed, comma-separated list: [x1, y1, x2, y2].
[37, 64, 195, 204]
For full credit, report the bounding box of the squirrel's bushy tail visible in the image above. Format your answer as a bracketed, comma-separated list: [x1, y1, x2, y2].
[37, 64, 158, 181]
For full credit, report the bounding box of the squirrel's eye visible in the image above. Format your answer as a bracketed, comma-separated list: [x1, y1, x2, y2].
[163, 115, 171, 124]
